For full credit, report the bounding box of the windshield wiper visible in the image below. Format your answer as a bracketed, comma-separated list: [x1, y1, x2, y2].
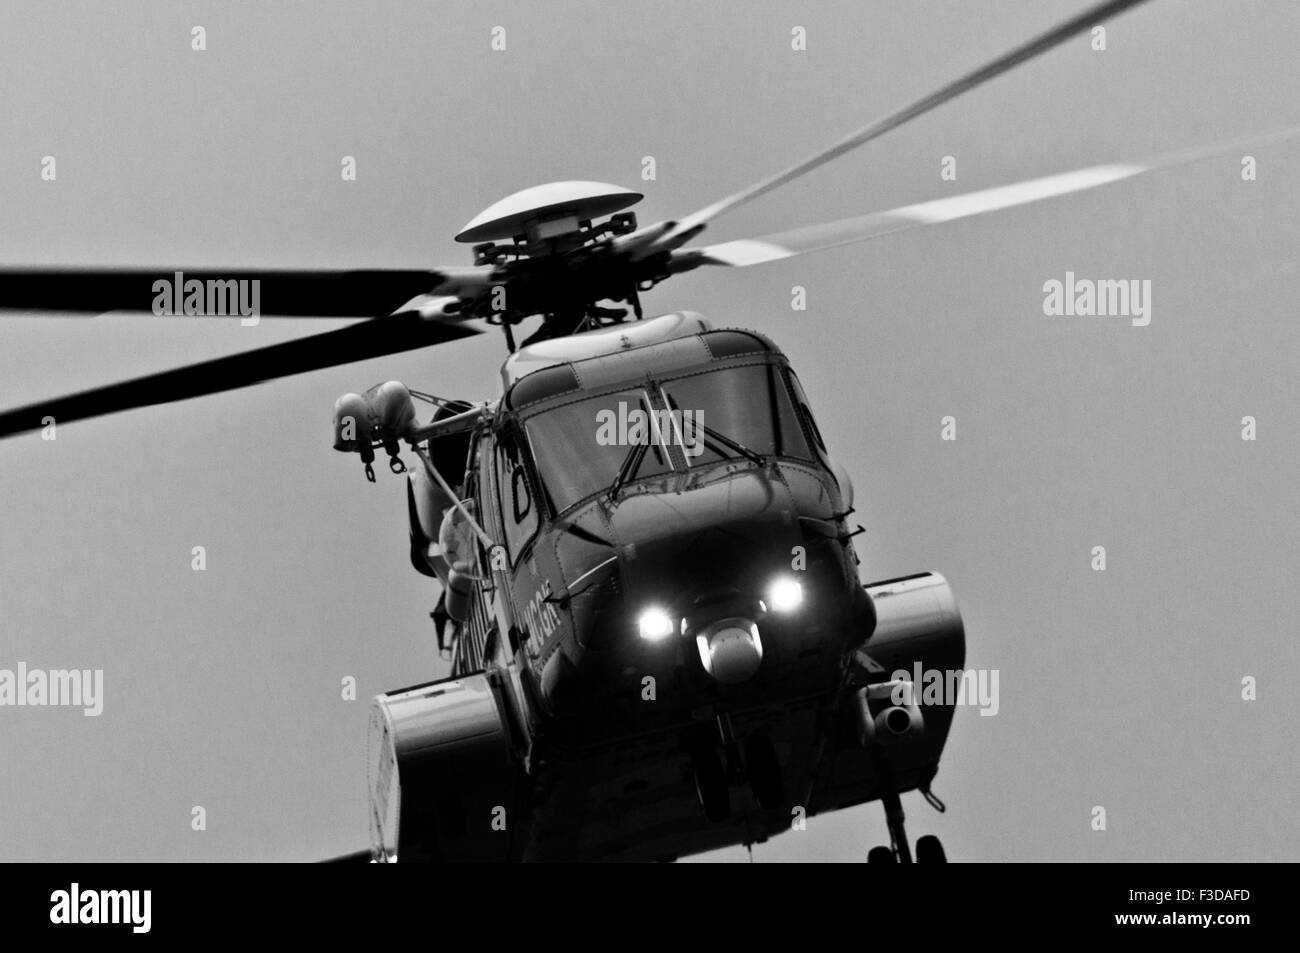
[661, 389, 766, 466]
[607, 439, 648, 501]
[697, 423, 765, 466]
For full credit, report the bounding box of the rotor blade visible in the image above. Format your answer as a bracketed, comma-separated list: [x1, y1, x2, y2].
[0, 302, 478, 438]
[670, 126, 1300, 271]
[0, 267, 492, 317]
[644, 0, 1153, 255]
[320, 850, 373, 863]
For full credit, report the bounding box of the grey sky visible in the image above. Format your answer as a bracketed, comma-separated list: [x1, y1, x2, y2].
[1, 1, 1296, 861]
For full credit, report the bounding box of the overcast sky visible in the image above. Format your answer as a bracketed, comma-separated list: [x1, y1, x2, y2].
[1, 0, 1297, 862]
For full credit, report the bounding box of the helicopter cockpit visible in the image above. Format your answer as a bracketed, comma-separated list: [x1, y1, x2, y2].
[521, 361, 815, 516]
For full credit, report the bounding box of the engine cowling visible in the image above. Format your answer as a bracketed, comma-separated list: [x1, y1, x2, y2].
[368, 674, 524, 862]
[863, 571, 965, 676]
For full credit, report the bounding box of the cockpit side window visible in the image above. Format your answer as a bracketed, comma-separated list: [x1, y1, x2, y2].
[493, 425, 540, 566]
[770, 364, 813, 461]
[784, 371, 831, 465]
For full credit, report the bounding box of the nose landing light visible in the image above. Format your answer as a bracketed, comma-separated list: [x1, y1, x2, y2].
[767, 577, 803, 613]
[637, 608, 675, 641]
[695, 618, 763, 684]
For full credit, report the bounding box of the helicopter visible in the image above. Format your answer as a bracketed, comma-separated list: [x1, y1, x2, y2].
[2, 0, 1296, 862]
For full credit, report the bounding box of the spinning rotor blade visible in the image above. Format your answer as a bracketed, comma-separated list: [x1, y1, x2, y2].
[320, 850, 372, 863]
[670, 126, 1300, 271]
[0, 267, 491, 318]
[0, 300, 478, 438]
[636, 0, 1153, 256]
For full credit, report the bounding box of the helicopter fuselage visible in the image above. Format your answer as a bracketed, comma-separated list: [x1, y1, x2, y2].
[370, 312, 964, 861]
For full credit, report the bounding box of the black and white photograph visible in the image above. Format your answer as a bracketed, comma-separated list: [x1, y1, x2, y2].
[0, 0, 1294, 914]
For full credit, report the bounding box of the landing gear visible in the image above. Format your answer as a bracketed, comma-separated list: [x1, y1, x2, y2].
[859, 750, 956, 863]
[916, 834, 947, 863]
[854, 678, 949, 862]
[878, 784, 913, 863]
[865, 791, 947, 862]
[864, 778, 952, 862]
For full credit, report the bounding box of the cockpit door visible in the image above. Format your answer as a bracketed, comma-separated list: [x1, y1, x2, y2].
[492, 425, 541, 567]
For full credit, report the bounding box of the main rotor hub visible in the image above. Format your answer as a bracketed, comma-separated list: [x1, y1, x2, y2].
[449, 181, 661, 347]
[454, 181, 643, 244]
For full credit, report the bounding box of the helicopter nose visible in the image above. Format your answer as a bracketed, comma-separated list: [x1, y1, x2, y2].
[694, 617, 763, 684]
